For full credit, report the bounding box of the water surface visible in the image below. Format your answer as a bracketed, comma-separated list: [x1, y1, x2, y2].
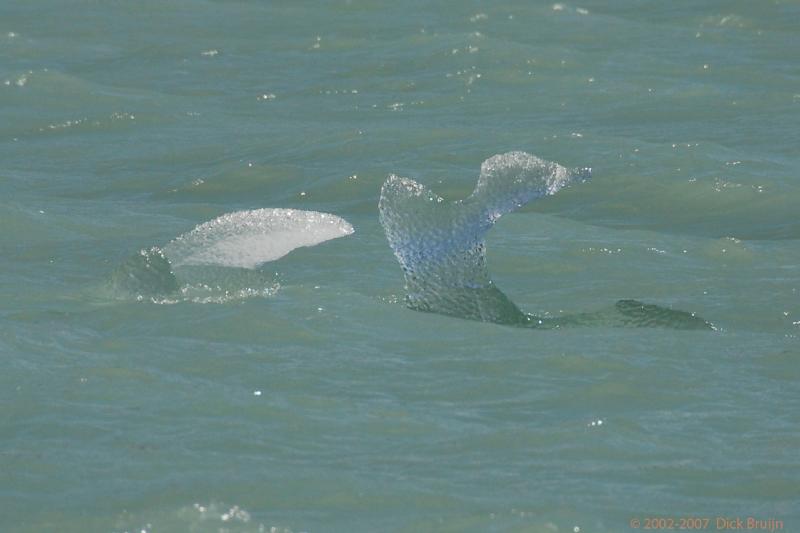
[1, 1, 799, 531]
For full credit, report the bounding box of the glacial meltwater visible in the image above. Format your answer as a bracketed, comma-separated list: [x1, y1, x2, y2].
[1, 1, 798, 532]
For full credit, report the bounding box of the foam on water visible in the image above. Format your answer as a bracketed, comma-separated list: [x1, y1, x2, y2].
[102, 501, 296, 533]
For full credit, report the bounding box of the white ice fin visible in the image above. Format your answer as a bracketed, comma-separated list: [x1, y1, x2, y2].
[164, 208, 354, 269]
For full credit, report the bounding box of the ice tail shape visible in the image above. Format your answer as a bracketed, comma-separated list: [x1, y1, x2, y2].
[379, 151, 712, 330]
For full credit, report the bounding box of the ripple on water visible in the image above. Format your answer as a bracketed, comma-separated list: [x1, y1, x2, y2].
[107, 501, 299, 533]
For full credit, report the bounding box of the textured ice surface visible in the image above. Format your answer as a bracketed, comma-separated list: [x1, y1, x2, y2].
[379, 151, 711, 329]
[110, 208, 353, 302]
[164, 208, 354, 269]
[379, 151, 586, 324]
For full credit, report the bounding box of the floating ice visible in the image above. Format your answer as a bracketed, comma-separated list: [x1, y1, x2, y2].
[379, 151, 712, 329]
[164, 208, 354, 269]
[379, 151, 587, 324]
[110, 208, 353, 303]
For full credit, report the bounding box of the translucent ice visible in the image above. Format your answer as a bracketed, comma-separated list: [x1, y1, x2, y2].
[110, 208, 353, 302]
[379, 151, 711, 329]
[164, 208, 354, 269]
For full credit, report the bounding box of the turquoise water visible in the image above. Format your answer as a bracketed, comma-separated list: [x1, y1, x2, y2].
[2, 1, 799, 531]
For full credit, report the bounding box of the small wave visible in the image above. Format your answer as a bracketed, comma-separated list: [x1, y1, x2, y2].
[105, 501, 296, 533]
